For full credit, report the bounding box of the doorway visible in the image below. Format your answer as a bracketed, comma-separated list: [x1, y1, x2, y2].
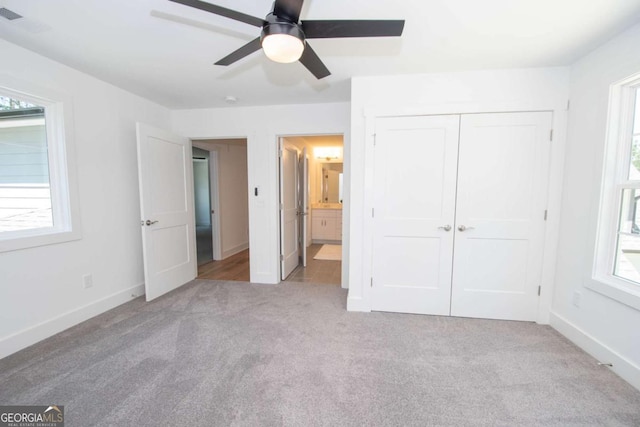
[192, 139, 250, 281]
[279, 135, 344, 285]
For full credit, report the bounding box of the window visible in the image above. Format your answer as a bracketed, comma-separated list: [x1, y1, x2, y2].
[0, 96, 53, 232]
[593, 74, 640, 309]
[612, 89, 640, 282]
[0, 83, 80, 252]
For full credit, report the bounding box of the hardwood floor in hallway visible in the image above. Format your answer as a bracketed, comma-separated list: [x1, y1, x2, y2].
[197, 249, 250, 281]
[196, 244, 341, 285]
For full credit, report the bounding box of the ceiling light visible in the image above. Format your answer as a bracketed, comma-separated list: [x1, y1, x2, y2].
[314, 147, 342, 161]
[261, 19, 305, 64]
[224, 95, 237, 104]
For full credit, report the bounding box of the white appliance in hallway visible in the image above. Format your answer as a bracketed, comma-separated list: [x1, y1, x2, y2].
[370, 112, 552, 321]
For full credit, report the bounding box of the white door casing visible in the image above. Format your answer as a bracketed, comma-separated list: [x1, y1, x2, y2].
[371, 115, 460, 315]
[136, 123, 197, 301]
[451, 112, 552, 321]
[280, 141, 299, 279]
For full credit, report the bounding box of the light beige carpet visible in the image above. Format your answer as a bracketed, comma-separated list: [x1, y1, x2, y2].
[2, 280, 640, 426]
[313, 244, 342, 261]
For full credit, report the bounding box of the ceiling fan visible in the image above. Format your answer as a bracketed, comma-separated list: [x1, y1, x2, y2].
[168, 0, 405, 79]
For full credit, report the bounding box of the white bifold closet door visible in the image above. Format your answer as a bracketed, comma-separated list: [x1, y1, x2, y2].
[370, 112, 552, 321]
[451, 112, 552, 321]
[371, 115, 460, 315]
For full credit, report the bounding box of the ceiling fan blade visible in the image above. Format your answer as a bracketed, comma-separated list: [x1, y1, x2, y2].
[169, 0, 265, 27]
[215, 37, 262, 66]
[299, 43, 330, 79]
[302, 20, 405, 39]
[273, 0, 304, 23]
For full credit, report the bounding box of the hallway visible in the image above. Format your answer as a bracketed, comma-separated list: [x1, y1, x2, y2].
[197, 250, 250, 282]
[196, 244, 341, 285]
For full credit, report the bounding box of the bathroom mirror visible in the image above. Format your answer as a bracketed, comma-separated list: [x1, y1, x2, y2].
[320, 163, 343, 203]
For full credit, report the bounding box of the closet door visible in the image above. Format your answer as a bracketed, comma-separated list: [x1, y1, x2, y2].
[451, 112, 552, 321]
[371, 115, 460, 315]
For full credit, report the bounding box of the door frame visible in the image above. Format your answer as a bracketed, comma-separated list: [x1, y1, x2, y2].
[191, 138, 248, 266]
[276, 133, 347, 284]
[356, 102, 568, 324]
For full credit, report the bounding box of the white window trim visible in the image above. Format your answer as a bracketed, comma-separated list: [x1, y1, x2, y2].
[0, 77, 81, 252]
[592, 72, 640, 311]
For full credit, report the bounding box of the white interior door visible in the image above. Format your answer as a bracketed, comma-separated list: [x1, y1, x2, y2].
[280, 142, 299, 279]
[136, 123, 197, 301]
[300, 147, 309, 267]
[371, 115, 460, 315]
[451, 112, 552, 321]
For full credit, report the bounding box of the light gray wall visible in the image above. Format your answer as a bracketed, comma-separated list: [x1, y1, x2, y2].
[552, 22, 640, 391]
[0, 39, 171, 357]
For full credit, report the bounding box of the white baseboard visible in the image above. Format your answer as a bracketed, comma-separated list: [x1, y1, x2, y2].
[222, 242, 249, 260]
[550, 311, 640, 392]
[312, 239, 342, 245]
[0, 283, 145, 359]
[347, 296, 370, 312]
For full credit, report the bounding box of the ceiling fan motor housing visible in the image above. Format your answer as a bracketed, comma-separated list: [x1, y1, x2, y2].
[260, 13, 306, 45]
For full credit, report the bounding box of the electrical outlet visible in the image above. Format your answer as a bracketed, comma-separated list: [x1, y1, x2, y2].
[82, 274, 93, 289]
[572, 290, 582, 308]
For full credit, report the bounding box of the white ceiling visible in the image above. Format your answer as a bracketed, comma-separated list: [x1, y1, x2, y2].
[1, 0, 640, 109]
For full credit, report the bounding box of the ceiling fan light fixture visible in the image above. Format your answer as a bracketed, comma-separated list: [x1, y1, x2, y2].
[262, 33, 304, 63]
[261, 19, 306, 64]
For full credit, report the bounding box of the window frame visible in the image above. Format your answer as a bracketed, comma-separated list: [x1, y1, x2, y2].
[592, 73, 640, 311]
[0, 78, 81, 252]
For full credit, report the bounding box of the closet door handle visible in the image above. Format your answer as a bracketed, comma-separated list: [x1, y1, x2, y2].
[457, 225, 475, 232]
[438, 225, 452, 232]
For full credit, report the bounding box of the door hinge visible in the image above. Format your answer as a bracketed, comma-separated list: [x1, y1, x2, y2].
[280, 203, 284, 210]
[567, 99, 571, 110]
[550, 129, 554, 141]
[538, 286, 541, 296]
[373, 134, 377, 146]
[280, 254, 284, 261]
[370, 277, 373, 287]
[140, 220, 144, 226]
[544, 210, 548, 221]
[372, 208, 375, 218]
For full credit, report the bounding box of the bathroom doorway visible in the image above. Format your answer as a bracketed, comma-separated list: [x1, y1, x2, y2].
[279, 134, 344, 285]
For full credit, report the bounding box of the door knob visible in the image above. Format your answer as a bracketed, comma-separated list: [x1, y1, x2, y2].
[145, 220, 158, 226]
[457, 225, 474, 232]
[438, 225, 452, 232]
